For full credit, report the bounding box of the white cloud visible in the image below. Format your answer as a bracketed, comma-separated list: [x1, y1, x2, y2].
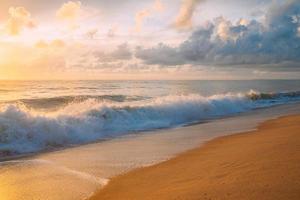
[56, 1, 82, 21]
[5, 6, 36, 35]
[133, 0, 164, 32]
[85, 28, 98, 39]
[174, 0, 203, 30]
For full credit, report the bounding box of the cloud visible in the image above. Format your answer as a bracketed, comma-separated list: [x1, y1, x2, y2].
[35, 39, 65, 48]
[51, 39, 65, 48]
[135, 43, 185, 65]
[94, 43, 132, 62]
[0, 41, 69, 79]
[111, 43, 132, 60]
[56, 1, 100, 31]
[86, 28, 98, 39]
[107, 25, 118, 38]
[134, 9, 151, 32]
[35, 40, 48, 48]
[174, 0, 203, 30]
[135, 0, 300, 71]
[134, 0, 164, 32]
[5, 6, 36, 35]
[56, 1, 81, 21]
[153, 0, 164, 12]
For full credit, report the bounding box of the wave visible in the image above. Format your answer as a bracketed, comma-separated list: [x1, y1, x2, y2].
[246, 90, 300, 100]
[0, 90, 299, 155]
[2, 95, 147, 111]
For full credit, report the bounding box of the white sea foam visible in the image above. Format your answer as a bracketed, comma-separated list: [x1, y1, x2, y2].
[0, 91, 299, 155]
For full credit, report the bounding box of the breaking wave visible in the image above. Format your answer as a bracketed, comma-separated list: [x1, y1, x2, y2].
[0, 90, 299, 155]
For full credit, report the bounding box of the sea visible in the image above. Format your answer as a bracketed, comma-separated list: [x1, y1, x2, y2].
[0, 80, 300, 156]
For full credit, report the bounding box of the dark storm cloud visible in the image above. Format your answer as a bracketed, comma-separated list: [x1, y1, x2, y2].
[135, 0, 300, 70]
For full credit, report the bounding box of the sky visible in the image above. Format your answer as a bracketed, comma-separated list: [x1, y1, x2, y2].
[0, 0, 299, 80]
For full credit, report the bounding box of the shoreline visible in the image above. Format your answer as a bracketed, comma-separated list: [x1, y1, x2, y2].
[0, 103, 300, 200]
[89, 115, 300, 200]
[1, 102, 299, 163]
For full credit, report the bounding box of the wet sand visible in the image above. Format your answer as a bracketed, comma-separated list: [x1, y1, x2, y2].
[90, 115, 300, 200]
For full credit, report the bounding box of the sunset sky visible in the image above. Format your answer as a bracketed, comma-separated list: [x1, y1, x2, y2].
[0, 0, 299, 80]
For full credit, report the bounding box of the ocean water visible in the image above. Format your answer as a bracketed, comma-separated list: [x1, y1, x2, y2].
[0, 80, 299, 156]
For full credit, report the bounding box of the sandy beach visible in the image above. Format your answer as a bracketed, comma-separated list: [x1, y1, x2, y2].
[90, 115, 300, 200]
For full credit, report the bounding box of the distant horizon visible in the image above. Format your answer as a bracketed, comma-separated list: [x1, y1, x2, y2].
[0, 78, 300, 81]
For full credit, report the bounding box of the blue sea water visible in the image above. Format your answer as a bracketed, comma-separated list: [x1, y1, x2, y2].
[0, 80, 299, 155]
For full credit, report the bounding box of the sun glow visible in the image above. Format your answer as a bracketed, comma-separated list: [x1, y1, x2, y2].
[0, 0, 299, 80]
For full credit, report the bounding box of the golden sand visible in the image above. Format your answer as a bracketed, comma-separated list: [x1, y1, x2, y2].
[90, 115, 300, 200]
